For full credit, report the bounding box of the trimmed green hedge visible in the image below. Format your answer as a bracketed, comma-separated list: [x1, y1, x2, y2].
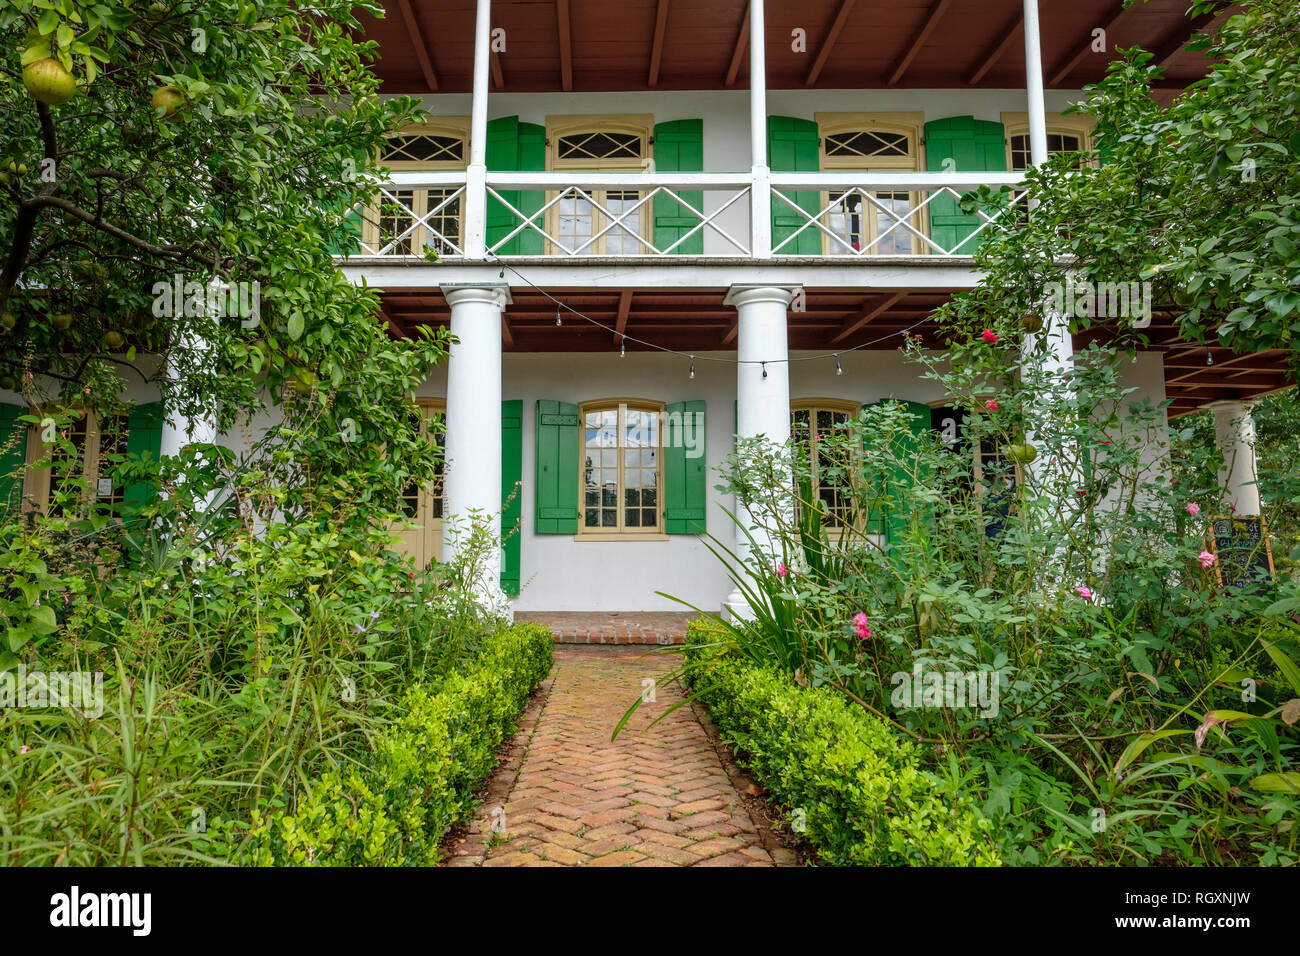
[240, 622, 553, 866]
[685, 620, 1000, 866]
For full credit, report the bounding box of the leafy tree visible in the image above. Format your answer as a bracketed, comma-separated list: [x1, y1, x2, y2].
[0, 0, 444, 520]
[956, 0, 1300, 363]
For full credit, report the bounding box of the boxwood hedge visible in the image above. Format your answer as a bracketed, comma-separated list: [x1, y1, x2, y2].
[685, 620, 1000, 866]
[240, 622, 553, 866]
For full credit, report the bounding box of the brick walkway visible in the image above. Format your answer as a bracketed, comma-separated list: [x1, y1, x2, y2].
[443, 647, 794, 867]
[513, 611, 696, 645]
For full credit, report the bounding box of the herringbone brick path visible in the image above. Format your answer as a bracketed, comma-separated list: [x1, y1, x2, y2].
[442, 647, 794, 867]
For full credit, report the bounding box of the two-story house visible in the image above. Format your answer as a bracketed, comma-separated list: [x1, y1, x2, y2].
[2, 0, 1289, 618]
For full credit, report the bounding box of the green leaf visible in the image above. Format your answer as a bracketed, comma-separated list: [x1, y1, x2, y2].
[1249, 772, 1300, 794]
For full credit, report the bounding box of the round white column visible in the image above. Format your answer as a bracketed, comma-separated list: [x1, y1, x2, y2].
[723, 285, 795, 616]
[1207, 399, 1261, 515]
[442, 285, 509, 615]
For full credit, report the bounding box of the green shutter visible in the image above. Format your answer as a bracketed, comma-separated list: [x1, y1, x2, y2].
[535, 400, 579, 534]
[862, 399, 931, 542]
[123, 401, 164, 509]
[516, 122, 546, 255]
[501, 400, 523, 595]
[664, 400, 706, 534]
[654, 120, 704, 255]
[768, 116, 821, 254]
[486, 116, 521, 255]
[0, 403, 27, 517]
[924, 116, 1007, 254]
[486, 117, 546, 256]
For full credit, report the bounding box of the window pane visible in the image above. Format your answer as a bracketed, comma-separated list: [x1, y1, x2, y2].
[379, 189, 416, 254]
[826, 191, 862, 254]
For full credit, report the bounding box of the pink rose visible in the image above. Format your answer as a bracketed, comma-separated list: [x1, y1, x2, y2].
[776, 562, 788, 579]
[852, 612, 872, 640]
[1186, 502, 1200, 516]
[1198, 550, 1217, 569]
[982, 329, 998, 344]
[984, 400, 998, 410]
[1075, 586, 1092, 600]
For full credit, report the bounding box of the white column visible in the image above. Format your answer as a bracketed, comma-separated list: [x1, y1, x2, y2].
[723, 284, 795, 615]
[442, 284, 510, 616]
[748, 0, 772, 258]
[464, 0, 492, 259]
[1022, 0, 1049, 168]
[1207, 400, 1261, 515]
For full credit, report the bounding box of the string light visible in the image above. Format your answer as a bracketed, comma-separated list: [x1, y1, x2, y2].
[494, 260, 931, 368]
[620, 338, 625, 358]
[689, 356, 695, 379]
[834, 354, 843, 376]
[1207, 349, 1214, 366]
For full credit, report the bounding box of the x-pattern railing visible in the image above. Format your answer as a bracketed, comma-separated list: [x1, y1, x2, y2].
[354, 183, 467, 257]
[770, 180, 1032, 256]
[484, 180, 752, 257]
[337, 170, 1029, 260]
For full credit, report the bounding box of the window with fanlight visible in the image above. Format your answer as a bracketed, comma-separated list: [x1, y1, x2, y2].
[817, 114, 923, 256]
[390, 399, 446, 569]
[368, 121, 468, 257]
[579, 400, 663, 536]
[547, 116, 654, 256]
[790, 400, 860, 529]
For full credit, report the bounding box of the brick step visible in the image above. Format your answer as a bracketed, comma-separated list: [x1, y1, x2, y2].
[515, 612, 698, 646]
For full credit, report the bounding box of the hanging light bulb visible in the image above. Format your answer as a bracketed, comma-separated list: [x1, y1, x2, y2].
[620, 338, 625, 358]
[555, 308, 562, 326]
[689, 355, 695, 379]
[1206, 349, 1214, 366]
[834, 354, 843, 376]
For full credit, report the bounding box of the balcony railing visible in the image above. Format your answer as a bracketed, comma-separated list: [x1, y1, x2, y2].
[339, 170, 1028, 261]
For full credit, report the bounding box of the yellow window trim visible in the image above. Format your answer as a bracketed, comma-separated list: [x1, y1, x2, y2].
[365, 120, 469, 254]
[576, 397, 665, 538]
[814, 113, 924, 255]
[544, 115, 654, 256]
[22, 407, 123, 514]
[1001, 112, 1096, 169]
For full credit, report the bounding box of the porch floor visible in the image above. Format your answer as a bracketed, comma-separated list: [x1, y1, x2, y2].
[514, 612, 700, 646]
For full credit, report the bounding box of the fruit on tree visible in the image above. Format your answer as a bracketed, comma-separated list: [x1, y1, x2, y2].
[0, 312, 15, 331]
[22, 58, 78, 106]
[104, 330, 125, 348]
[51, 313, 73, 331]
[151, 85, 187, 121]
[1006, 443, 1039, 465]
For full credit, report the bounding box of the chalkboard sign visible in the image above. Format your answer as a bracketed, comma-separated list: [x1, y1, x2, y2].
[1207, 515, 1275, 592]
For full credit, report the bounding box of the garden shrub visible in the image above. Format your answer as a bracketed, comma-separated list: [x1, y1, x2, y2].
[241, 622, 553, 866]
[685, 620, 1001, 867]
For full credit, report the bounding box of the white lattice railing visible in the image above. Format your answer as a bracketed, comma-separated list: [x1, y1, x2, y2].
[484, 171, 753, 258]
[769, 172, 1030, 257]
[338, 170, 1028, 260]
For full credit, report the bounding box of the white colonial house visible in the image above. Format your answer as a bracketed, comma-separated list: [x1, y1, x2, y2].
[1, 0, 1285, 617]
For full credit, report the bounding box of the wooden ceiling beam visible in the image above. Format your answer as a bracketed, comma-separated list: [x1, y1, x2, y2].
[395, 0, 438, 92]
[501, 314, 514, 348]
[613, 290, 633, 343]
[724, 1, 751, 87]
[649, 0, 671, 87]
[557, 0, 574, 91]
[888, 0, 952, 87]
[805, 0, 858, 86]
[967, 13, 1022, 85]
[1049, 0, 1128, 87]
[829, 292, 905, 344]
